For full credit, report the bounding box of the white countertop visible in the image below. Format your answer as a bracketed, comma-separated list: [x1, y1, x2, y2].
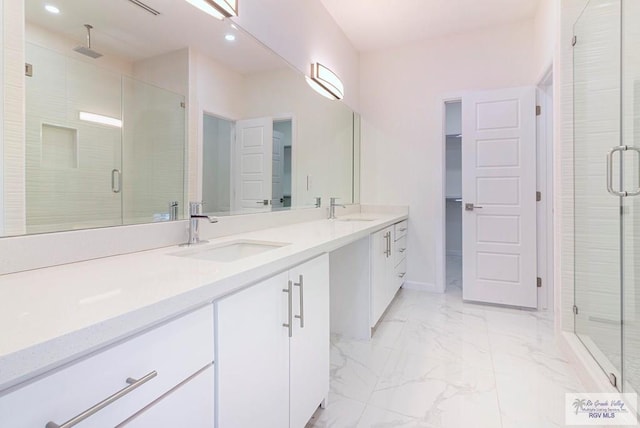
[0, 212, 407, 392]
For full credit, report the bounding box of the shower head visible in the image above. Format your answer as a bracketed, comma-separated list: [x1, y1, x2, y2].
[73, 24, 103, 59]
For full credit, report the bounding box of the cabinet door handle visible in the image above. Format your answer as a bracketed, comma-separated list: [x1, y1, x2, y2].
[398, 272, 406, 278]
[385, 232, 391, 257]
[294, 274, 304, 328]
[45, 371, 157, 428]
[399, 248, 406, 253]
[283, 280, 293, 338]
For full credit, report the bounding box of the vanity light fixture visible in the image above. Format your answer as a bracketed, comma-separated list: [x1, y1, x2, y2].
[44, 4, 60, 14]
[306, 63, 344, 100]
[79, 112, 123, 128]
[184, 0, 237, 20]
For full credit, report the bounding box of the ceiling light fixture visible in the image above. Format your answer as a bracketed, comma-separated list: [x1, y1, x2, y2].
[306, 63, 344, 100]
[44, 4, 60, 14]
[184, 0, 237, 20]
[225, 34, 236, 41]
[79, 112, 123, 128]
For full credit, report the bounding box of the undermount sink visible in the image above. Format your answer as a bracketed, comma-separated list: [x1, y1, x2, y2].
[336, 217, 378, 222]
[171, 240, 290, 262]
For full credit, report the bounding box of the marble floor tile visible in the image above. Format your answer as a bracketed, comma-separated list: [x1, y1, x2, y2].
[331, 334, 394, 403]
[356, 405, 435, 428]
[307, 392, 367, 428]
[368, 350, 502, 427]
[314, 256, 587, 427]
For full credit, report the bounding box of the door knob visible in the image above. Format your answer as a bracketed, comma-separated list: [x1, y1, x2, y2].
[465, 203, 483, 211]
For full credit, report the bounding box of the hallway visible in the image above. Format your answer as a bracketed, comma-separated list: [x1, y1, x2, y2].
[308, 257, 584, 427]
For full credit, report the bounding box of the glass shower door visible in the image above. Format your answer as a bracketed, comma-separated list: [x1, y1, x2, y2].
[25, 43, 123, 234]
[573, 0, 623, 387]
[622, 0, 640, 395]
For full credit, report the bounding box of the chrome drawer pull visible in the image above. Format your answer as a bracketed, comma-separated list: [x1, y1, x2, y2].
[399, 227, 407, 232]
[294, 275, 305, 328]
[398, 273, 406, 278]
[283, 280, 293, 337]
[399, 248, 406, 253]
[45, 371, 157, 428]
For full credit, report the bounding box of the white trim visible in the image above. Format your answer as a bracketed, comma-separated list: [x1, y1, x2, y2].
[536, 65, 555, 311]
[402, 281, 442, 293]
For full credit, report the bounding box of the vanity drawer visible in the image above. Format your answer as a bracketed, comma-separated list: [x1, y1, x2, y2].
[394, 220, 408, 240]
[395, 258, 407, 288]
[0, 304, 214, 428]
[394, 235, 407, 267]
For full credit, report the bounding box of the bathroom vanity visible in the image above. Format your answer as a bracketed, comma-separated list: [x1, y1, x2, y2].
[0, 209, 408, 427]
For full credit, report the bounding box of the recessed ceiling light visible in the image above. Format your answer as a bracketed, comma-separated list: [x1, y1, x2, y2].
[45, 4, 60, 14]
[225, 34, 236, 42]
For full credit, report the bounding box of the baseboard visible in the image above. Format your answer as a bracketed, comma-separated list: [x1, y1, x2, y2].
[446, 250, 462, 257]
[402, 281, 443, 293]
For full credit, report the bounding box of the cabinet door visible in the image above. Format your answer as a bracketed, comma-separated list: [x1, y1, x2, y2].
[370, 226, 392, 327]
[121, 365, 215, 427]
[216, 272, 290, 428]
[289, 255, 330, 428]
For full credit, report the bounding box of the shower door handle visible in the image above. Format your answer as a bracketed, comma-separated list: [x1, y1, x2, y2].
[111, 169, 121, 193]
[606, 145, 640, 197]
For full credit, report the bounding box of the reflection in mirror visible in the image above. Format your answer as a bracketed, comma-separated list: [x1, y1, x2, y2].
[4, 0, 360, 238]
[203, 114, 294, 215]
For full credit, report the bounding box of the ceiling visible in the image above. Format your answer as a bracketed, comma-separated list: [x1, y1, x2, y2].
[319, 0, 542, 52]
[26, 0, 284, 74]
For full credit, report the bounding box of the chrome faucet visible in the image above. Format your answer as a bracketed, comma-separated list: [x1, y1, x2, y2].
[183, 202, 218, 246]
[315, 196, 322, 208]
[328, 197, 346, 219]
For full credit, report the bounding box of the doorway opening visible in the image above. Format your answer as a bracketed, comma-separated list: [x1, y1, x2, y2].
[444, 101, 463, 293]
[273, 119, 293, 208]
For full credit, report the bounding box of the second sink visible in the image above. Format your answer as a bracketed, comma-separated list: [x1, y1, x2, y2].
[171, 240, 290, 262]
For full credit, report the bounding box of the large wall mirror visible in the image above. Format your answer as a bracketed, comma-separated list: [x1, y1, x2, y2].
[0, 0, 360, 237]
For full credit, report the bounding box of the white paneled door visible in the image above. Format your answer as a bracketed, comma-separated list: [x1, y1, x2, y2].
[462, 87, 537, 308]
[233, 117, 273, 211]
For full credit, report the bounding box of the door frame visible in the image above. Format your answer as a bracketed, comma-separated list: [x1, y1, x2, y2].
[537, 65, 555, 311]
[437, 80, 556, 311]
[273, 114, 297, 208]
[437, 94, 463, 294]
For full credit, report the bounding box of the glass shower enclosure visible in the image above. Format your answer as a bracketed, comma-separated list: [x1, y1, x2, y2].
[573, 0, 640, 395]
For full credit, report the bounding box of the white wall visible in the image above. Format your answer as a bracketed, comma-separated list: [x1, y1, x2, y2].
[359, 20, 536, 290]
[188, 48, 244, 203]
[242, 68, 355, 206]
[234, 0, 359, 111]
[202, 114, 232, 212]
[533, 0, 559, 79]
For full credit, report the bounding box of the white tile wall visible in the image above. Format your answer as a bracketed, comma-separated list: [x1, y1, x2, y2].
[3, 0, 25, 236]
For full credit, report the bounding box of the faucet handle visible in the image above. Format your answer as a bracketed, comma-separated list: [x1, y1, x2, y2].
[189, 201, 203, 215]
[315, 197, 322, 208]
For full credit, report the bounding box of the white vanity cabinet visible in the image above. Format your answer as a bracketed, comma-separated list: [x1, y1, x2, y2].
[216, 254, 330, 428]
[371, 221, 408, 327]
[394, 220, 408, 288]
[0, 305, 215, 428]
[371, 225, 396, 326]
